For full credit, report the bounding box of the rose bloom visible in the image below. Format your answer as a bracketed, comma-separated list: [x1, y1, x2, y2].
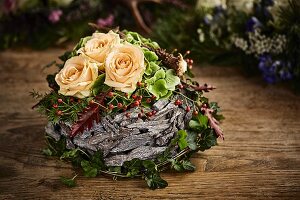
[55, 56, 98, 98]
[105, 43, 145, 93]
[79, 30, 120, 67]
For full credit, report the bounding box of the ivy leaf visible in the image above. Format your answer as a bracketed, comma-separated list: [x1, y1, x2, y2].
[186, 131, 198, 150]
[198, 129, 218, 151]
[165, 69, 180, 91]
[144, 50, 158, 62]
[170, 159, 183, 172]
[60, 148, 80, 160]
[42, 148, 53, 156]
[91, 151, 105, 170]
[197, 114, 208, 129]
[81, 160, 98, 177]
[142, 160, 157, 172]
[123, 158, 143, 177]
[181, 160, 196, 171]
[177, 130, 188, 150]
[60, 176, 77, 187]
[145, 172, 168, 190]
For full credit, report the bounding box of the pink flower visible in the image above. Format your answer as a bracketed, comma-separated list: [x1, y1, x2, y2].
[48, 9, 63, 24]
[97, 14, 114, 28]
[3, 0, 16, 14]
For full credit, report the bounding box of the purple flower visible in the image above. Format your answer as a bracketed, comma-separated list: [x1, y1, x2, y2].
[97, 14, 114, 28]
[246, 17, 262, 32]
[48, 9, 63, 24]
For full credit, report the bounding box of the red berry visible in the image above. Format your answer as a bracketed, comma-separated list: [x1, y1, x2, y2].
[137, 82, 142, 87]
[109, 104, 114, 110]
[186, 106, 191, 112]
[108, 92, 114, 98]
[56, 110, 63, 116]
[125, 113, 130, 118]
[70, 97, 74, 102]
[189, 65, 193, 70]
[137, 96, 143, 100]
[178, 84, 184, 89]
[146, 98, 152, 103]
[57, 99, 63, 103]
[123, 105, 128, 110]
[152, 110, 157, 115]
[134, 101, 140, 106]
[146, 112, 153, 117]
[189, 59, 194, 64]
[89, 100, 95, 105]
[124, 93, 128, 97]
[53, 104, 58, 109]
[151, 95, 156, 100]
[193, 110, 199, 116]
[117, 103, 123, 108]
[175, 99, 182, 106]
[186, 50, 190, 55]
[132, 94, 137, 99]
[138, 113, 143, 118]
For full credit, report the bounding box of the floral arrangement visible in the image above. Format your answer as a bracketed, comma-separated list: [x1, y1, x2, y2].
[32, 29, 224, 189]
[152, 0, 300, 91]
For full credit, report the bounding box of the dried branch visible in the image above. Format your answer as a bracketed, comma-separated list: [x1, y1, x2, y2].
[201, 106, 224, 140]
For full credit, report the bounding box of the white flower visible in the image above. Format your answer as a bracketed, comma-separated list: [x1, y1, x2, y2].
[177, 54, 187, 76]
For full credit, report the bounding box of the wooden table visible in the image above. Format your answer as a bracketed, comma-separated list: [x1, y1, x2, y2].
[0, 48, 299, 200]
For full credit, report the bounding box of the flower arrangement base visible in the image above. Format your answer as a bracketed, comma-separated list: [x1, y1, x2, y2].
[46, 95, 193, 167]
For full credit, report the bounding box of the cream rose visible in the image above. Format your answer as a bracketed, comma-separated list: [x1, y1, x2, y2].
[79, 30, 120, 67]
[55, 55, 98, 98]
[104, 43, 145, 93]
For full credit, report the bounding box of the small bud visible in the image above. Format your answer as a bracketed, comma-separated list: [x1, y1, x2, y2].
[117, 103, 123, 108]
[108, 92, 114, 98]
[56, 110, 63, 116]
[109, 104, 114, 110]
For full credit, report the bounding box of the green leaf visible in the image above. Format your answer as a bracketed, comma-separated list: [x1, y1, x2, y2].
[81, 160, 98, 177]
[42, 148, 53, 156]
[154, 69, 166, 80]
[170, 159, 183, 171]
[92, 74, 111, 96]
[60, 148, 79, 160]
[165, 69, 180, 90]
[145, 172, 168, 190]
[181, 160, 196, 171]
[60, 176, 77, 187]
[198, 129, 218, 151]
[145, 62, 161, 76]
[186, 131, 198, 150]
[177, 130, 188, 150]
[123, 158, 143, 177]
[143, 160, 157, 172]
[91, 151, 105, 170]
[197, 114, 208, 129]
[144, 51, 158, 62]
[148, 79, 169, 99]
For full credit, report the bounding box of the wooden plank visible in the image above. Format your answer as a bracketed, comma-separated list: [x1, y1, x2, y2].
[0, 49, 299, 199]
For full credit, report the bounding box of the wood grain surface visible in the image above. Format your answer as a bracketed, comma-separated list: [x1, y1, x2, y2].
[0, 48, 299, 200]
